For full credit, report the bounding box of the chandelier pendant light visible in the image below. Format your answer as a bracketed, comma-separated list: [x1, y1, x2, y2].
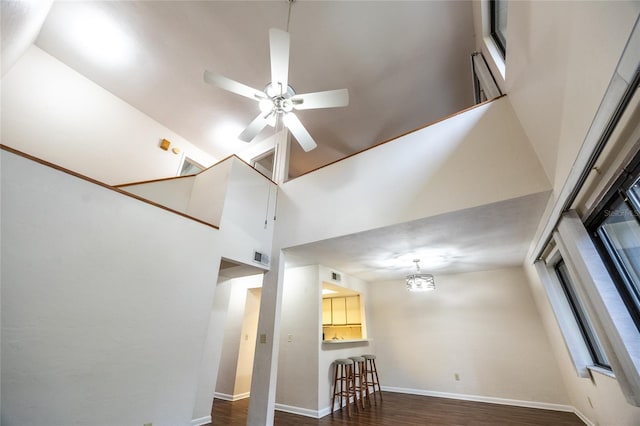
[406, 259, 435, 292]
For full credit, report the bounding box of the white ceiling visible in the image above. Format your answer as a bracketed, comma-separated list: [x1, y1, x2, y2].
[285, 192, 551, 282]
[32, 0, 476, 177]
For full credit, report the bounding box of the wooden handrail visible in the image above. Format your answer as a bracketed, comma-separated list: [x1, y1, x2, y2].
[116, 154, 278, 188]
[0, 144, 219, 230]
[116, 173, 198, 188]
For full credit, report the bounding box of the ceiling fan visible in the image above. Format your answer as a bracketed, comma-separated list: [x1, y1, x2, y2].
[204, 28, 349, 152]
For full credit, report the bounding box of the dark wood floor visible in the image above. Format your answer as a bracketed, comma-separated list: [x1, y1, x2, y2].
[208, 391, 586, 426]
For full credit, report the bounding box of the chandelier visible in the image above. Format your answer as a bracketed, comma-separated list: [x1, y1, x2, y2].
[406, 259, 435, 292]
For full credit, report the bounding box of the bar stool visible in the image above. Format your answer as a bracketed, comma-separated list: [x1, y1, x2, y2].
[331, 358, 358, 416]
[362, 354, 383, 404]
[349, 356, 367, 410]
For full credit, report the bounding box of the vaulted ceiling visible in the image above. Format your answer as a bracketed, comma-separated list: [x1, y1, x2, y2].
[33, 0, 477, 177]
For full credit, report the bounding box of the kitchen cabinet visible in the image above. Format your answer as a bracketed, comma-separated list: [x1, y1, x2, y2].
[322, 298, 332, 325]
[322, 294, 364, 341]
[331, 297, 347, 325]
[322, 295, 361, 325]
[345, 296, 361, 324]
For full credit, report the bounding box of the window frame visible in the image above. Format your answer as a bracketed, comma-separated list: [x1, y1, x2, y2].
[587, 154, 640, 333]
[554, 210, 640, 406]
[554, 260, 611, 370]
[489, 0, 507, 58]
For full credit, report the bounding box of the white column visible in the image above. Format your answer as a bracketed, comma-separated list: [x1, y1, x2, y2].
[246, 250, 286, 425]
[246, 114, 289, 424]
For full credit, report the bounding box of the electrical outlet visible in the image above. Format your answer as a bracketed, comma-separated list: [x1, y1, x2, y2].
[288, 334, 293, 342]
[454, 373, 460, 381]
[260, 334, 267, 344]
[245, 334, 248, 341]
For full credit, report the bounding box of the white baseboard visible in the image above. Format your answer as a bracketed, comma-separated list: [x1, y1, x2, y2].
[317, 406, 332, 418]
[218, 387, 592, 424]
[190, 415, 211, 426]
[274, 403, 323, 418]
[274, 399, 356, 419]
[214, 391, 250, 401]
[381, 386, 575, 413]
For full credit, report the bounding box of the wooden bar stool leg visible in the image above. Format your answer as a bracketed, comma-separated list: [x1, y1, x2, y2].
[339, 364, 344, 412]
[363, 354, 383, 404]
[331, 359, 355, 416]
[331, 362, 339, 414]
[361, 360, 367, 409]
[349, 356, 366, 410]
[372, 358, 383, 401]
[345, 363, 352, 416]
[362, 358, 370, 407]
[350, 363, 360, 413]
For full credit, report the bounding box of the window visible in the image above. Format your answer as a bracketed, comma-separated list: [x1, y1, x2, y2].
[490, 0, 507, 57]
[554, 260, 611, 369]
[588, 158, 640, 332]
[471, 52, 502, 103]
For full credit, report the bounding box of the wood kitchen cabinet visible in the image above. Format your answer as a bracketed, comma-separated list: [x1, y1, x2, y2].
[331, 297, 347, 325]
[322, 294, 364, 341]
[345, 295, 361, 324]
[322, 298, 332, 325]
[322, 295, 361, 325]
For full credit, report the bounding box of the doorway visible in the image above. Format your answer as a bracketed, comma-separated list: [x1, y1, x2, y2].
[214, 280, 262, 400]
[251, 149, 275, 179]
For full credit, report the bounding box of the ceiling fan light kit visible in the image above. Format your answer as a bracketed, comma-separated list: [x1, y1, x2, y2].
[203, 25, 349, 152]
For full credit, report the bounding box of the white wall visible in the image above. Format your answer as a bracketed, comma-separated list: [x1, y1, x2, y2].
[187, 159, 233, 227]
[1, 46, 215, 185]
[367, 267, 569, 406]
[277, 97, 550, 248]
[524, 262, 640, 425]
[217, 157, 277, 266]
[504, 1, 640, 193]
[1, 150, 221, 426]
[120, 175, 196, 214]
[121, 156, 277, 264]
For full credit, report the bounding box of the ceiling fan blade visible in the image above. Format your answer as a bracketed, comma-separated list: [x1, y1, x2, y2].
[269, 28, 290, 94]
[238, 113, 271, 142]
[291, 88, 349, 110]
[203, 70, 265, 100]
[283, 113, 317, 152]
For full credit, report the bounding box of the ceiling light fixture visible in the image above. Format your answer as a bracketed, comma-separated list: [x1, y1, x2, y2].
[202, 0, 349, 154]
[406, 259, 435, 292]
